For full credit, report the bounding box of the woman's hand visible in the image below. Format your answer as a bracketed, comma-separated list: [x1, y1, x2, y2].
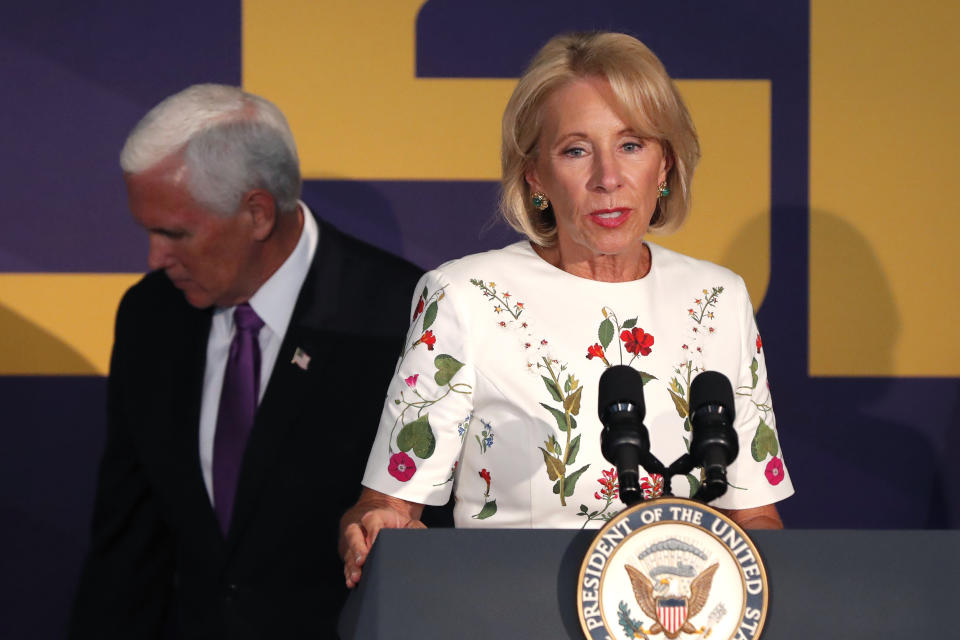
[339, 488, 426, 588]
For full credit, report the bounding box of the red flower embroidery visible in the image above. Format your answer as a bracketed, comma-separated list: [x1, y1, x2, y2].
[765, 457, 784, 485]
[756, 334, 763, 353]
[586, 343, 606, 360]
[404, 374, 418, 388]
[388, 452, 417, 482]
[595, 468, 619, 501]
[621, 328, 654, 356]
[479, 468, 492, 493]
[412, 297, 425, 321]
[417, 330, 436, 350]
[640, 473, 664, 499]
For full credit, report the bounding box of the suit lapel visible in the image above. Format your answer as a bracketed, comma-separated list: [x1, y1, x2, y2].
[224, 220, 345, 550]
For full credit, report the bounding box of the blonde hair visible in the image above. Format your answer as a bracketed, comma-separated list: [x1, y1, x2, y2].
[500, 32, 700, 246]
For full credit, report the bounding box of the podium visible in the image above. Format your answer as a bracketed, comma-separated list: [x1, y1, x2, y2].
[339, 528, 960, 638]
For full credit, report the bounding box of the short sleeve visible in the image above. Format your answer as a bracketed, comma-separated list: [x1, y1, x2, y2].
[361, 269, 476, 505]
[711, 277, 795, 510]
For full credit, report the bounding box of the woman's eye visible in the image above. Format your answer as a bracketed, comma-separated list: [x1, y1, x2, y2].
[562, 147, 586, 157]
[622, 141, 643, 152]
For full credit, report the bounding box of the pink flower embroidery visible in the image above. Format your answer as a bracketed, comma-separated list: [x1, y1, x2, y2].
[404, 374, 418, 388]
[765, 456, 784, 485]
[621, 328, 654, 356]
[388, 452, 417, 482]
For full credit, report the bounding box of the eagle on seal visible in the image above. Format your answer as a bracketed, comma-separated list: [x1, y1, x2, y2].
[625, 562, 719, 638]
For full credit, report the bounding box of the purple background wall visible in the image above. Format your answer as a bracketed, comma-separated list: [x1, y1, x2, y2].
[1, 2, 956, 638]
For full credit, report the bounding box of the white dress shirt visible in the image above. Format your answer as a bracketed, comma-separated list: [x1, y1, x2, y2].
[198, 203, 319, 502]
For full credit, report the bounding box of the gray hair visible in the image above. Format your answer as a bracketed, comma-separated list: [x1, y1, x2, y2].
[120, 84, 302, 215]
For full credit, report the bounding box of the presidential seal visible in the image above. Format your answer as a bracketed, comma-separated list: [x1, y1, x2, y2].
[577, 498, 768, 640]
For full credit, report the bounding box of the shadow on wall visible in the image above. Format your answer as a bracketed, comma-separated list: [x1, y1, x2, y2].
[0, 304, 98, 375]
[300, 179, 408, 259]
[721, 209, 948, 528]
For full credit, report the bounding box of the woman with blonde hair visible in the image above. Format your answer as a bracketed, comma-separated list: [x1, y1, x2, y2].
[340, 31, 793, 587]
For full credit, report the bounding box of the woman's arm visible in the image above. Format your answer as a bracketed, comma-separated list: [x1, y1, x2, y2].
[339, 487, 426, 588]
[720, 503, 783, 530]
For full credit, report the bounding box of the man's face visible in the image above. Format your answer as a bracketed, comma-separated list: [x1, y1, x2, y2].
[125, 162, 258, 309]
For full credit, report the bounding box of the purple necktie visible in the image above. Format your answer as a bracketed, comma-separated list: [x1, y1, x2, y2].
[213, 303, 264, 533]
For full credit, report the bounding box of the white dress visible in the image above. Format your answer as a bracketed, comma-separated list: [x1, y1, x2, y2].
[362, 241, 794, 528]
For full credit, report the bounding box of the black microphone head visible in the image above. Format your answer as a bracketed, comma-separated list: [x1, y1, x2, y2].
[689, 371, 735, 421]
[598, 365, 646, 421]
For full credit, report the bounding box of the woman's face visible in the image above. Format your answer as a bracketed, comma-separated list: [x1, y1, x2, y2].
[526, 76, 669, 266]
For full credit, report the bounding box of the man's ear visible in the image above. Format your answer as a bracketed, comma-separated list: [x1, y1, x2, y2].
[243, 189, 277, 241]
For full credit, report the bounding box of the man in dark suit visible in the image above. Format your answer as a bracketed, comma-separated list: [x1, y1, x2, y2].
[70, 84, 426, 638]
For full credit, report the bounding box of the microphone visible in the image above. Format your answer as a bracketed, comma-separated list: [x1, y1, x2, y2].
[688, 371, 738, 501]
[598, 366, 649, 506]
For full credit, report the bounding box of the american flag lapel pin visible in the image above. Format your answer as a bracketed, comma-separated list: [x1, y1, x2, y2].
[292, 347, 311, 371]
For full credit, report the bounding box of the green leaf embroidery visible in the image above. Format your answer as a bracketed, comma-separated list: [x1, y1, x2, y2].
[553, 464, 590, 497]
[396, 414, 436, 459]
[422, 301, 439, 331]
[750, 418, 779, 461]
[434, 354, 464, 386]
[566, 434, 582, 465]
[685, 473, 701, 497]
[750, 357, 759, 389]
[639, 371, 658, 386]
[669, 377, 684, 396]
[473, 499, 498, 519]
[539, 447, 566, 481]
[599, 318, 614, 349]
[548, 435, 562, 457]
[421, 286, 428, 299]
[668, 389, 689, 419]
[539, 403, 577, 432]
[542, 376, 563, 402]
[622, 317, 637, 329]
[563, 386, 583, 417]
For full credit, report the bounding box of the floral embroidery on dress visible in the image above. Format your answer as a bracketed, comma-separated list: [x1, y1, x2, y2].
[472, 468, 498, 519]
[585, 307, 658, 380]
[471, 278, 588, 507]
[475, 418, 494, 453]
[640, 473, 664, 500]
[388, 452, 417, 482]
[737, 331, 782, 485]
[667, 287, 725, 496]
[577, 467, 622, 528]
[386, 285, 473, 482]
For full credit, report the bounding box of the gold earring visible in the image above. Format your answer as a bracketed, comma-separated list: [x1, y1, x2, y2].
[657, 181, 670, 197]
[531, 191, 550, 211]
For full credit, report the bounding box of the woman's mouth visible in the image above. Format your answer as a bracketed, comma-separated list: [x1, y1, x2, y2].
[590, 208, 630, 228]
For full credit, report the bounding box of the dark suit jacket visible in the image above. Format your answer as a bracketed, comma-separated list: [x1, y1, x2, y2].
[70, 217, 429, 639]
